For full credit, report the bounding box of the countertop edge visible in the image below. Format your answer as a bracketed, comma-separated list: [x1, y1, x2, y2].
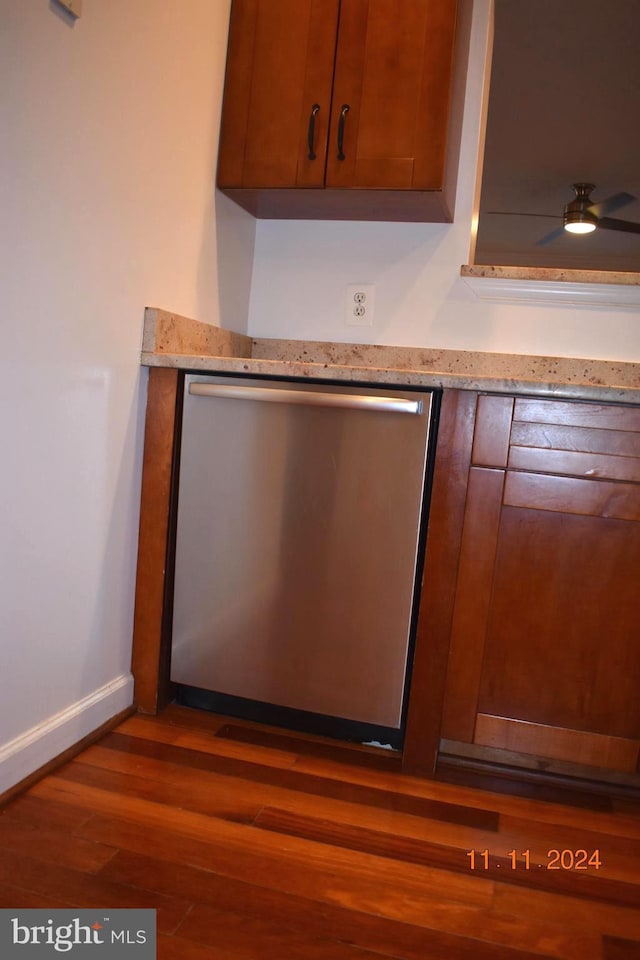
[140, 351, 640, 405]
[140, 307, 640, 404]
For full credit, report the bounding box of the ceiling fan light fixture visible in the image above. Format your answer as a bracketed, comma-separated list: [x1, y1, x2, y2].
[564, 210, 598, 233]
[564, 216, 597, 234]
[563, 184, 598, 234]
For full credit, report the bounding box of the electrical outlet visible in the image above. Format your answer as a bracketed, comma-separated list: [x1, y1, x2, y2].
[345, 284, 375, 326]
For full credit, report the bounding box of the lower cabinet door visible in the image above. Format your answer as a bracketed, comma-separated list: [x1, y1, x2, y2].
[441, 396, 640, 778]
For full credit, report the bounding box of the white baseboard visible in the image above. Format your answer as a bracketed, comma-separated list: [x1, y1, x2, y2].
[0, 673, 134, 795]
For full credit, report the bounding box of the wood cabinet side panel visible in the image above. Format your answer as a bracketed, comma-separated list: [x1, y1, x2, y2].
[131, 368, 181, 714]
[217, 0, 259, 186]
[402, 389, 477, 776]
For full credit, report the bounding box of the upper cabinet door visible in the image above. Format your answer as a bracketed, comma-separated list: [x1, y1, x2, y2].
[217, 0, 340, 189]
[326, 0, 457, 190]
[217, 0, 461, 219]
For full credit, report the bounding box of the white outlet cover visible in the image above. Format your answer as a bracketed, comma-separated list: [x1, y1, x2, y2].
[345, 283, 375, 327]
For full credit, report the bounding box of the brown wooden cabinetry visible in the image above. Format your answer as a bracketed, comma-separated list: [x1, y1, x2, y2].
[217, 0, 460, 220]
[405, 391, 640, 783]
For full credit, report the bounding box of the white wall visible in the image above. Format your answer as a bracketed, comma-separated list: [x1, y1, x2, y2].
[247, 0, 640, 363]
[0, 0, 255, 793]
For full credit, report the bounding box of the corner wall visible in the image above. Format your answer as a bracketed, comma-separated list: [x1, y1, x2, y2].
[0, 0, 255, 793]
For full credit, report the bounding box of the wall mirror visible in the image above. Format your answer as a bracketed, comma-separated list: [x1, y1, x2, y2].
[473, 0, 640, 273]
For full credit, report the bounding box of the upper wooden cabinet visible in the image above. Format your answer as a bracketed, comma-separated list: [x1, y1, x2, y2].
[217, 0, 461, 221]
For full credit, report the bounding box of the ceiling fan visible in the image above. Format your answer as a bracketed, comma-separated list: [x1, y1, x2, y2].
[487, 183, 640, 245]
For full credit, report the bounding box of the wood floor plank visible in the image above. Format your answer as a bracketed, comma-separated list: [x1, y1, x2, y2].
[0, 847, 191, 933]
[497, 813, 640, 883]
[290, 753, 640, 839]
[0, 879, 70, 910]
[30, 776, 495, 915]
[162, 928, 384, 960]
[127, 718, 639, 838]
[101, 850, 502, 960]
[164, 704, 397, 765]
[156, 932, 237, 960]
[216, 721, 403, 771]
[144, 703, 230, 734]
[81, 809, 494, 917]
[181, 905, 426, 960]
[1, 793, 95, 832]
[117, 714, 300, 769]
[63, 753, 263, 824]
[613, 797, 640, 818]
[209, 725, 634, 826]
[176, 902, 505, 960]
[493, 885, 640, 940]
[0, 816, 117, 873]
[75, 742, 501, 852]
[602, 935, 640, 959]
[99, 730, 499, 831]
[216, 722, 619, 807]
[3, 708, 639, 959]
[100, 848, 590, 960]
[254, 806, 639, 908]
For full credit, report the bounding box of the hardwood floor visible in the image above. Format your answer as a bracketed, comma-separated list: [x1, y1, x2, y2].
[1, 705, 639, 959]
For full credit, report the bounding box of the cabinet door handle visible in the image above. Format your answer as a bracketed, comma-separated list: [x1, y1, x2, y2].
[337, 103, 350, 160]
[307, 103, 320, 160]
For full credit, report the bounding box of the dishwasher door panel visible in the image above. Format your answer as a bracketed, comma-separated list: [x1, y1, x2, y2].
[170, 375, 435, 731]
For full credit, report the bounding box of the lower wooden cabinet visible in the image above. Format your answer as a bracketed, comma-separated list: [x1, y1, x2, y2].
[134, 375, 639, 788]
[405, 390, 640, 783]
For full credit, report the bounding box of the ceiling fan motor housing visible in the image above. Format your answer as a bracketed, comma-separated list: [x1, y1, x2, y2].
[564, 183, 598, 231]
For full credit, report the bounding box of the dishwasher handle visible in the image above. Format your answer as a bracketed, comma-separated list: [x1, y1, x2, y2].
[188, 382, 423, 415]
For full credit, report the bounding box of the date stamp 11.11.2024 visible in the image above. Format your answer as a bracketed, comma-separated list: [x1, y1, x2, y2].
[466, 849, 602, 871]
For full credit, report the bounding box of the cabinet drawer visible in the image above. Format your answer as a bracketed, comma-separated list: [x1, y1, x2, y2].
[513, 398, 640, 431]
[473, 394, 640, 482]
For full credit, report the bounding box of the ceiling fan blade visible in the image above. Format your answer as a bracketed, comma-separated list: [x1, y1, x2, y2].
[536, 225, 566, 246]
[486, 211, 560, 219]
[589, 191, 635, 218]
[598, 216, 640, 234]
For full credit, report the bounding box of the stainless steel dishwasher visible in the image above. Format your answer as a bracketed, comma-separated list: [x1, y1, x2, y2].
[170, 374, 438, 748]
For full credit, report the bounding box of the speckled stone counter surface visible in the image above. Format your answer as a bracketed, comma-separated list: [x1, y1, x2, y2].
[461, 265, 640, 286]
[141, 307, 640, 404]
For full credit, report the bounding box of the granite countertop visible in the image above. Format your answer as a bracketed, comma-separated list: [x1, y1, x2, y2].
[141, 307, 640, 405]
[460, 264, 640, 287]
